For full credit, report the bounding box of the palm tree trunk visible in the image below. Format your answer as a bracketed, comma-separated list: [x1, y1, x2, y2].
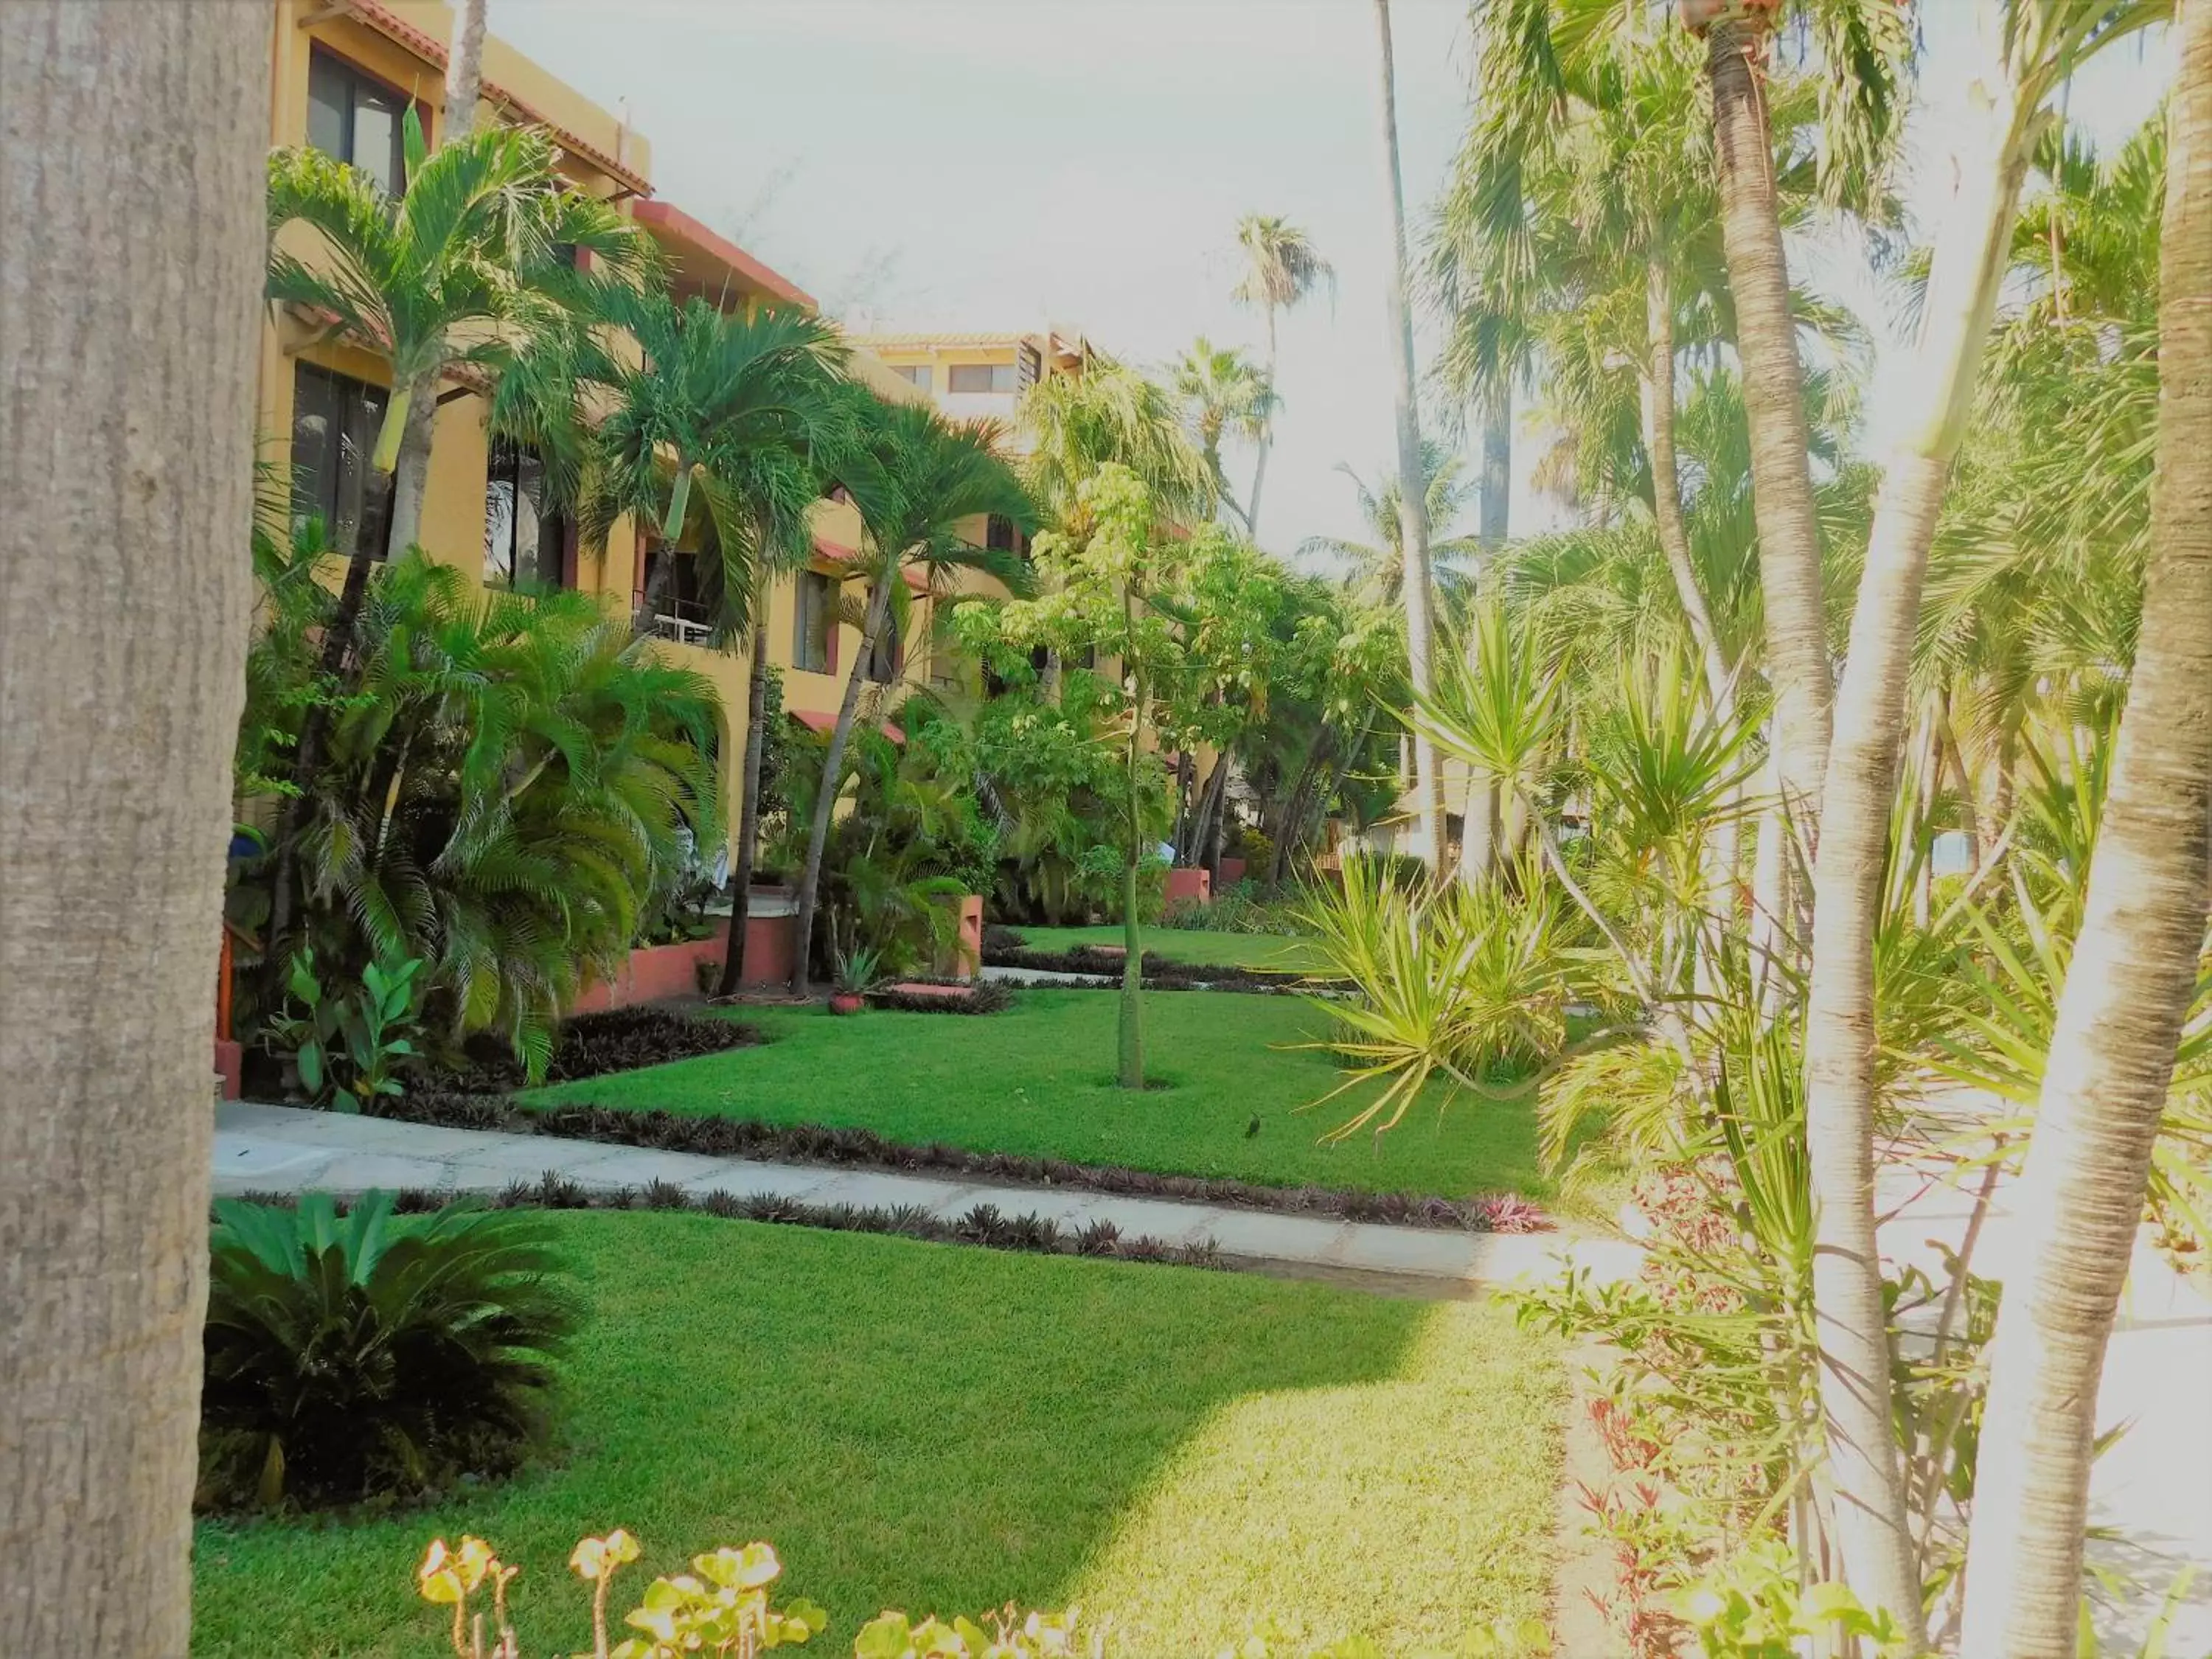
[1373, 0, 1447, 871]
[1644, 260, 1731, 709]
[789, 576, 892, 996]
[1961, 9, 2211, 1646]
[383, 370, 439, 557]
[1700, 12, 1832, 847]
[1248, 307, 1276, 540]
[442, 0, 487, 139]
[1169, 748, 1195, 862]
[1801, 18, 2044, 1635]
[1458, 393, 1510, 888]
[1, 5, 265, 1649]
[1119, 591, 1148, 1088]
[715, 611, 774, 998]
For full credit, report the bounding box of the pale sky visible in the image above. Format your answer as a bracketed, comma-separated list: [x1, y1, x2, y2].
[492, 1, 2175, 565]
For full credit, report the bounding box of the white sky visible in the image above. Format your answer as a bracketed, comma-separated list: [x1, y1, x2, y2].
[491, 1, 2175, 565]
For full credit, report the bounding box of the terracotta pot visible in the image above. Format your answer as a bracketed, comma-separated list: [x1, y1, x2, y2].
[828, 991, 866, 1015]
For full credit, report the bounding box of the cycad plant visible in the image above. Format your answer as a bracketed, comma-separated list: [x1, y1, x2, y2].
[200, 1193, 577, 1510]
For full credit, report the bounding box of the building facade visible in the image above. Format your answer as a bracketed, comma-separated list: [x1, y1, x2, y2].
[261, 0, 983, 850]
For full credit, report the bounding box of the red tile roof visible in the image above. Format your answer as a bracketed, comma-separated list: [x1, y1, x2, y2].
[631, 199, 815, 310]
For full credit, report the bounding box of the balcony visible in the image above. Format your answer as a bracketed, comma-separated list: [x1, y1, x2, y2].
[634, 596, 715, 648]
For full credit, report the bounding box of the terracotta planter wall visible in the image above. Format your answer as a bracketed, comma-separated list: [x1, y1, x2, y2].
[1164, 867, 1211, 907]
[571, 897, 797, 1013]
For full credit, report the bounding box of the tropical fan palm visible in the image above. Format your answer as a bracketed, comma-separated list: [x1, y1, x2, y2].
[1171, 337, 1276, 528]
[787, 400, 1034, 992]
[1230, 212, 1333, 540]
[200, 1192, 578, 1509]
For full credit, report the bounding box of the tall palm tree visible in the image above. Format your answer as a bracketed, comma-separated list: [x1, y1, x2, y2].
[261, 112, 649, 950]
[787, 403, 1032, 995]
[1297, 445, 1483, 611]
[1961, 3, 2210, 1646]
[1231, 212, 1333, 540]
[1020, 353, 1214, 533]
[1171, 337, 1276, 528]
[2, 6, 265, 1646]
[1370, 0, 1447, 869]
[1795, 4, 2163, 1630]
[556, 289, 855, 1000]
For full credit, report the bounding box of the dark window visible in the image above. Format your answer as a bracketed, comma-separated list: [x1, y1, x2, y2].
[794, 571, 834, 673]
[639, 544, 709, 644]
[483, 438, 567, 589]
[861, 619, 898, 686]
[290, 361, 391, 557]
[307, 48, 409, 196]
[985, 515, 1016, 552]
[947, 363, 1016, 394]
[1017, 343, 1042, 390]
[891, 364, 932, 392]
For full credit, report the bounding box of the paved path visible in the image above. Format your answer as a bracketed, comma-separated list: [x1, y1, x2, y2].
[213, 1101, 1646, 1292]
[1874, 1149, 2212, 1652]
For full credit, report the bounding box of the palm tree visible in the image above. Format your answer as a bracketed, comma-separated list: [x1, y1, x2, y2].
[1171, 337, 1276, 528]
[1231, 213, 1333, 540]
[787, 403, 1032, 996]
[261, 112, 649, 950]
[443, 0, 487, 138]
[1298, 445, 1483, 610]
[553, 288, 855, 1000]
[1020, 354, 1213, 532]
[1960, 4, 2211, 1646]
[1370, 0, 1447, 870]
[3, 6, 265, 1646]
[1795, 4, 2163, 1629]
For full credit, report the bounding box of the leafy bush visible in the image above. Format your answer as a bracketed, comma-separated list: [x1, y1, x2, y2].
[267, 947, 423, 1112]
[199, 1193, 578, 1510]
[1160, 882, 1312, 936]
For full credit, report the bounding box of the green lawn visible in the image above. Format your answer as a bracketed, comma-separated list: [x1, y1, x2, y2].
[530, 989, 1548, 1200]
[192, 1216, 1562, 1656]
[1010, 923, 1330, 974]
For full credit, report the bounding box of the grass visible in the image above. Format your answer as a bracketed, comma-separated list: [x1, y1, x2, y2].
[528, 989, 1548, 1200]
[1009, 923, 1330, 974]
[192, 1214, 1562, 1655]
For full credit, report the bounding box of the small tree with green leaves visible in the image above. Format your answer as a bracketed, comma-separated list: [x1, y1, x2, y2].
[990, 465, 1186, 1087]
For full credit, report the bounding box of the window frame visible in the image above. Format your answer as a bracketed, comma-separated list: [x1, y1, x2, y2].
[793, 569, 835, 675]
[891, 364, 933, 392]
[305, 45, 414, 197]
[946, 362, 1015, 394]
[289, 359, 392, 559]
[482, 437, 568, 591]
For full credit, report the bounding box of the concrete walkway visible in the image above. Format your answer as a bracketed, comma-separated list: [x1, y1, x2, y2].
[212, 1100, 1644, 1293]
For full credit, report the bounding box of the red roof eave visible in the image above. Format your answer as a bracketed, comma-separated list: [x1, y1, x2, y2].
[792, 709, 903, 744]
[631, 199, 815, 310]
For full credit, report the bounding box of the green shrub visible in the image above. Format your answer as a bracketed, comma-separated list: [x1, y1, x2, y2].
[266, 947, 423, 1113]
[200, 1193, 578, 1510]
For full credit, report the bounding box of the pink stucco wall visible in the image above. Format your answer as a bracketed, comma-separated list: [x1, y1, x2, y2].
[571, 905, 796, 1012]
[1164, 867, 1211, 906]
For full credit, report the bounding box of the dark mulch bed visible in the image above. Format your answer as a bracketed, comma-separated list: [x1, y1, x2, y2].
[865, 978, 1015, 1015]
[226, 1181, 1225, 1271]
[982, 943, 1353, 996]
[432, 1008, 764, 1092]
[361, 1093, 1547, 1234]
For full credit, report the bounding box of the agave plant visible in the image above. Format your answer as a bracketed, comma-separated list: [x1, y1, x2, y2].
[200, 1192, 578, 1509]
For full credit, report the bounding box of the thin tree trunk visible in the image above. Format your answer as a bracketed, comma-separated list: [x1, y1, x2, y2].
[1190, 754, 1230, 873]
[1169, 748, 1195, 859]
[1119, 591, 1148, 1088]
[1249, 307, 1276, 540]
[1, 5, 265, 1650]
[715, 612, 774, 998]
[442, 0, 487, 140]
[383, 369, 439, 557]
[789, 577, 891, 996]
[1373, 0, 1446, 870]
[1961, 7, 2211, 1647]
[1699, 12, 1832, 850]
[1801, 15, 2043, 1635]
[1458, 392, 1510, 888]
[1644, 260, 1731, 709]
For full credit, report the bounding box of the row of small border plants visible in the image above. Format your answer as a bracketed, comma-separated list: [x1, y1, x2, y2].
[864, 978, 1017, 1015]
[228, 1177, 1227, 1270]
[366, 1092, 1548, 1234]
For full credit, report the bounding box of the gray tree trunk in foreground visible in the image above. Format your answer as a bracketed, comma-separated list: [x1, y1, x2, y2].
[443, 0, 488, 139]
[0, 3, 268, 1649]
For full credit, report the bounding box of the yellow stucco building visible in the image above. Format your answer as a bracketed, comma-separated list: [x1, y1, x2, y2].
[260, 0, 1008, 849]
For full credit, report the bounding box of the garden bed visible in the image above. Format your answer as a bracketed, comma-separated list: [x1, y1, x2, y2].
[435, 1008, 763, 1091]
[982, 942, 1353, 995]
[364, 1092, 1546, 1234]
[192, 1214, 1562, 1655]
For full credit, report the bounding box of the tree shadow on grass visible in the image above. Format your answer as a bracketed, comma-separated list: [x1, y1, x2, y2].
[189, 1212, 1447, 1657]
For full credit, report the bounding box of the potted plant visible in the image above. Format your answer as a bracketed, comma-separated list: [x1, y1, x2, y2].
[828, 945, 883, 1015]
